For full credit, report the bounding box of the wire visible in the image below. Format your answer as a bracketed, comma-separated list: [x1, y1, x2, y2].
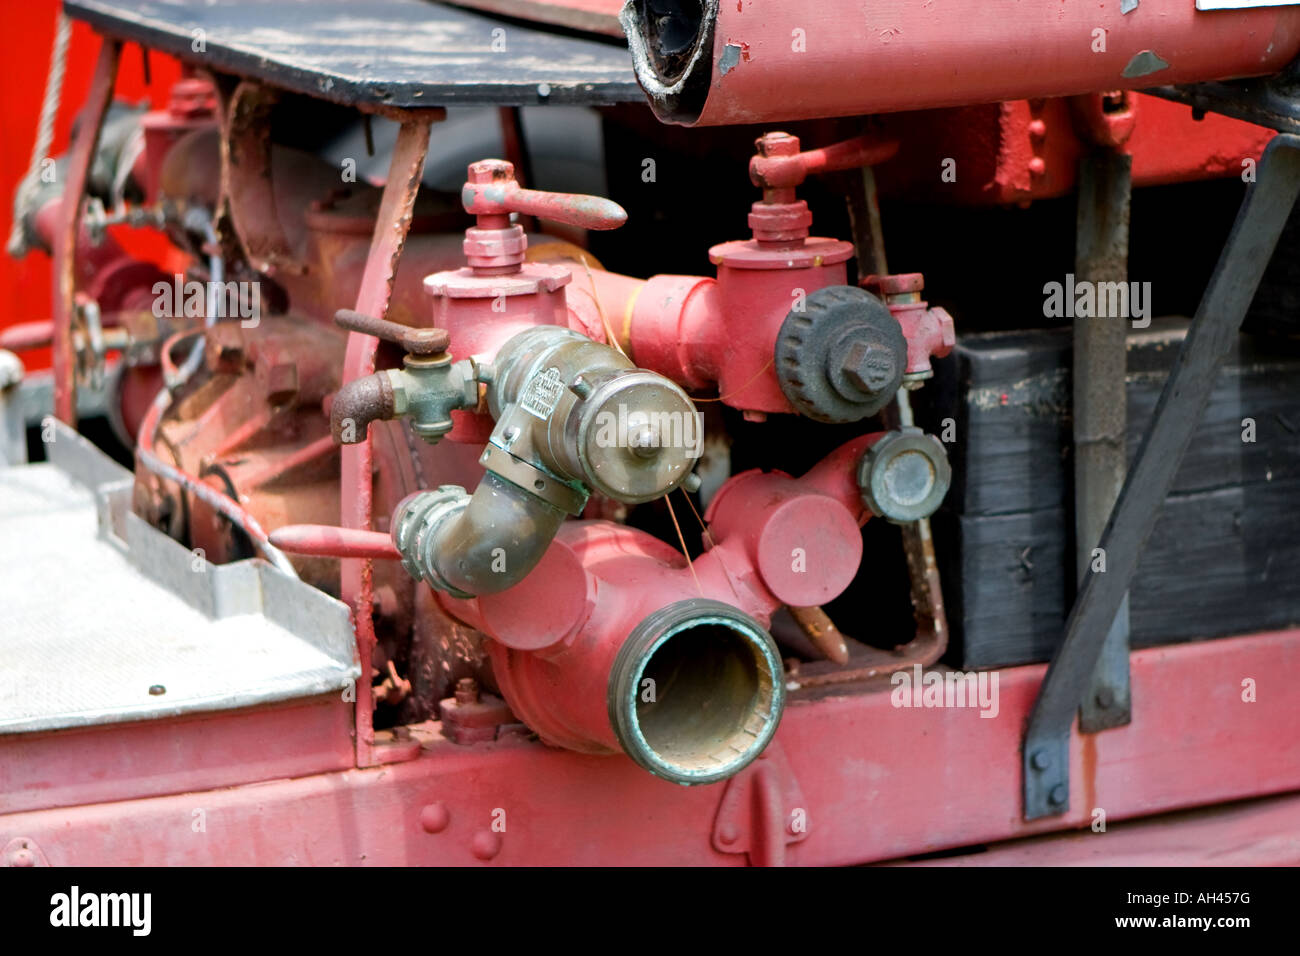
[7, 12, 72, 255]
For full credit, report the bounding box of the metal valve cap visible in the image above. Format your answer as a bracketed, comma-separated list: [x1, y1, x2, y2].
[857, 428, 951, 523]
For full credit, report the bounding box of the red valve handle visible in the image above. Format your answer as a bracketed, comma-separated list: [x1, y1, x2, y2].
[749, 132, 899, 194]
[461, 159, 627, 231]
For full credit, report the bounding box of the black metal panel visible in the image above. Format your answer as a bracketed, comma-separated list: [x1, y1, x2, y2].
[66, 0, 642, 108]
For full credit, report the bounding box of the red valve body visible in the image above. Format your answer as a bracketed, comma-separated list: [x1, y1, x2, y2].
[437, 435, 880, 755]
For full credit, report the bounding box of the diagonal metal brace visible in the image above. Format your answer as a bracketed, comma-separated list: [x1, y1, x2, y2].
[1023, 133, 1300, 820]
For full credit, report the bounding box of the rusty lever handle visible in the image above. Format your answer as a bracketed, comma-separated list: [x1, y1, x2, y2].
[334, 309, 450, 356]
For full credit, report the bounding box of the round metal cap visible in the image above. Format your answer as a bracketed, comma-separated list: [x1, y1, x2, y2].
[576, 370, 700, 503]
[857, 428, 951, 523]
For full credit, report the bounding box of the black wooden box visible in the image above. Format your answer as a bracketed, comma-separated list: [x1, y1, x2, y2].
[922, 320, 1300, 670]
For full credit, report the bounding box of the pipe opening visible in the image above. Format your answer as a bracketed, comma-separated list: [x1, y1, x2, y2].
[634, 0, 706, 81]
[621, 0, 716, 125]
[610, 600, 783, 785]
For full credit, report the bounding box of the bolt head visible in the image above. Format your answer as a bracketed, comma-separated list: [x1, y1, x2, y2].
[1030, 748, 1052, 771]
[1049, 784, 1068, 806]
[756, 131, 799, 157]
[467, 159, 514, 185]
[454, 677, 479, 705]
[841, 340, 897, 394]
[627, 425, 659, 459]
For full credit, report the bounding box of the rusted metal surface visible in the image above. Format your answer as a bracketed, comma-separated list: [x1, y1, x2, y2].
[52, 37, 121, 424]
[788, 605, 849, 665]
[220, 82, 308, 277]
[340, 112, 437, 767]
[1072, 149, 1134, 734]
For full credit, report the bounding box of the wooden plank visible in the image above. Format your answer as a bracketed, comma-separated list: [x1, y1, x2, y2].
[941, 480, 1300, 669]
[933, 321, 1300, 518]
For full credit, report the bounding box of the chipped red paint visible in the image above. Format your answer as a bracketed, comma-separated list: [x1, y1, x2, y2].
[666, 2, 1300, 126]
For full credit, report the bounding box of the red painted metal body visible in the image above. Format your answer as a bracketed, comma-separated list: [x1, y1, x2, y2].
[433, 436, 875, 755]
[638, 1, 1300, 126]
[625, 132, 951, 415]
[875, 93, 1280, 205]
[6, 3, 1300, 864]
[3, 628, 1296, 865]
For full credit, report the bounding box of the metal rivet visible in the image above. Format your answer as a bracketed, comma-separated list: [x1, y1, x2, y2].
[420, 802, 450, 834]
[1049, 784, 1068, 805]
[471, 830, 502, 860]
[1030, 748, 1051, 771]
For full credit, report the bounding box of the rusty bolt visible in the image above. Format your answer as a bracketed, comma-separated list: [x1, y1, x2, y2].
[864, 272, 925, 297]
[841, 340, 897, 395]
[455, 678, 480, 706]
[467, 159, 514, 185]
[208, 325, 244, 373]
[264, 362, 299, 405]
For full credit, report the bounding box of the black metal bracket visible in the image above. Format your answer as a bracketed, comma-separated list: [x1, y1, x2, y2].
[1022, 130, 1300, 820]
[1144, 63, 1300, 138]
[1073, 151, 1134, 735]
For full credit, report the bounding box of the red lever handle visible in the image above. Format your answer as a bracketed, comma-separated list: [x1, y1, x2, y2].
[269, 524, 401, 560]
[749, 132, 899, 192]
[461, 160, 627, 231]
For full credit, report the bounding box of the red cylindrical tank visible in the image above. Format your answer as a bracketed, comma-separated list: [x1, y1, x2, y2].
[621, 0, 1300, 125]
